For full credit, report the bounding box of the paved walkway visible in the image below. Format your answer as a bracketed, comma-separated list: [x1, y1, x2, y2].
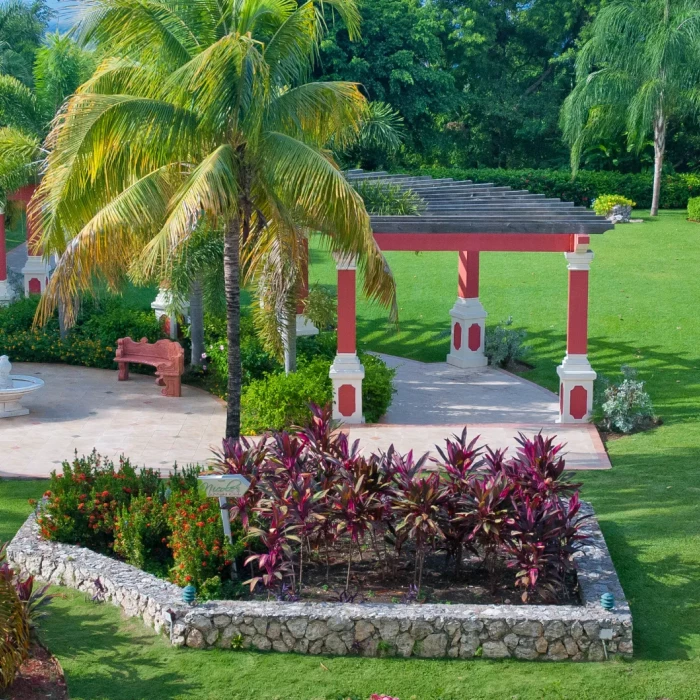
[0, 359, 609, 478]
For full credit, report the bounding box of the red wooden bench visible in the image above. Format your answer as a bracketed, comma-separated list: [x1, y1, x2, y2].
[115, 337, 185, 397]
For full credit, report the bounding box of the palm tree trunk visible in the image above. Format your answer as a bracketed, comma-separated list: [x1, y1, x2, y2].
[189, 279, 204, 367]
[283, 295, 297, 374]
[651, 110, 666, 217]
[223, 216, 242, 439]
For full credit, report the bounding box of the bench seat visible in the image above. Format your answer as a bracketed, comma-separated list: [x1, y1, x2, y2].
[115, 337, 185, 397]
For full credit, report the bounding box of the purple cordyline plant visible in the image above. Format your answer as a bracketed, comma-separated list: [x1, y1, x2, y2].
[434, 427, 485, 488]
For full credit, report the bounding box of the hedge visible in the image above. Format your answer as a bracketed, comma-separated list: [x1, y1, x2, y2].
[413, 166, 700, 210]
[688, 197, 700, 222]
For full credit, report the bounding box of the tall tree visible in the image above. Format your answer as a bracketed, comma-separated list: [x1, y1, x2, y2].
[0, 0, 51, 86]
[31, 0, 396, 440]
[561, 0, 700, 215]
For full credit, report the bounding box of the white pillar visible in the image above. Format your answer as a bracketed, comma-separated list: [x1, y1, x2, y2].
[151, 288, 189, 340]
[557, 246, 596, 423]
[329, 254, 364, 423]
[447, 251, 488, 369]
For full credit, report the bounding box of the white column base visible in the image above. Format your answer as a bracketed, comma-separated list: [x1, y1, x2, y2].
[557, 354, 596, 423]
[329, 353, 364, 424]
[296, 314, 319, 337]
[0, 279, 14, 306]
[446, 297, 488, 369]
[0, 400, 29, 418]
[22, 256, 51, 296]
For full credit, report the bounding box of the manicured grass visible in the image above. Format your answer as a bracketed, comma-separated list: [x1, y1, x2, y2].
[2, 211, 700, 698]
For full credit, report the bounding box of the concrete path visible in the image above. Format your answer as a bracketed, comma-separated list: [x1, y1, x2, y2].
[0, 359, 609, 478]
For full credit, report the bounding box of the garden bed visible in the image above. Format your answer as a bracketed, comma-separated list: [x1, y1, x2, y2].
[8, 502, 632, 661]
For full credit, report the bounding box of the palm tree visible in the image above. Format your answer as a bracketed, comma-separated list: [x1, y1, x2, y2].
[31, 0, 396, 440]
[560, 0, 700, 216]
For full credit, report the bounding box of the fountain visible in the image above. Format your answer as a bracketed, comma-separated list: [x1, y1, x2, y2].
[0, 356, 44, 418]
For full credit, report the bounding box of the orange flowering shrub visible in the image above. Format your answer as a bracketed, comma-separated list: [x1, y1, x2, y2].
[166, 489, 243, 588]
[34, 452, 161, 553]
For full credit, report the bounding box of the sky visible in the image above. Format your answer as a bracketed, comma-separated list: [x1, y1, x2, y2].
[43, 1, 80, 32]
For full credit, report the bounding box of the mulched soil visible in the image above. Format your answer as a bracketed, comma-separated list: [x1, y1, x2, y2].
[246, 543, 581, 606]
[4, 644, 67, 700]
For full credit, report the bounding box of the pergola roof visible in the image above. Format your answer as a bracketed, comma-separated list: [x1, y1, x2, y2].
[347, 170, 614, 237]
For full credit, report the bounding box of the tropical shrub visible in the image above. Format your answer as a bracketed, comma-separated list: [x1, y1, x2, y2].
[360, 352, 396, 423]
[353, 180, 426, 215]
[485, 317, 529, 368]
[596, 366, 657, 434]
[687, 196, 700, 222]
[0, 542, 56, 690]
[415, 166, 700, 209]
[592, 194, 636, 216]
[114, 494, 170, 574]
[302, 286, 337, 331]
[34, 452, 161, 553]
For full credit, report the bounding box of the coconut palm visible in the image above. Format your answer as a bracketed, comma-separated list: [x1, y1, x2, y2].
[30, 0, 396, 439]
[560, 0, 700, 216]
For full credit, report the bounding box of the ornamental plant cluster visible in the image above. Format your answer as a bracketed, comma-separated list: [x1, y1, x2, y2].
[214, 405, 589, 604]
[0, 541, 56, 690]
[34, 452, 241, 591]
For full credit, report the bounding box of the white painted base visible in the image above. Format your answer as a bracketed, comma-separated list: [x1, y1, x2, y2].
[446, 297, 488, 369]
[21, 256, 51, 295]
[151, 288, 189, 339]
[557, 354, 596, 424]
[329, 353, 364, 424]
[296, 314, 319, 337]
[0, 278, 14, 306]
[0, 401, 29, 418]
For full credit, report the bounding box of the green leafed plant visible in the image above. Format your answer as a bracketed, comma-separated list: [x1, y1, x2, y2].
[595, 365, 657, 434]
[593, 194, 636, 217]
[687, 196, 700, 222]
[352, 180, 426, 215]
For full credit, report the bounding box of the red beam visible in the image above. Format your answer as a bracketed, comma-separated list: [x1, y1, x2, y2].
[373, 233, 574, 253]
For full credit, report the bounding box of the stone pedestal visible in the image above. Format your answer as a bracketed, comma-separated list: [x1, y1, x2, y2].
[557, 354, 596, 423]
[446, 297, 488, 369]
[330, 352, 364, 423]
[296, 314, 319, 337]
[22, 256, 50, 296]
[152, 288, 189, 339]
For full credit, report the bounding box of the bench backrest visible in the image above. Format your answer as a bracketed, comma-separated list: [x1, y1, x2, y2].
[117, 337, 184, 370]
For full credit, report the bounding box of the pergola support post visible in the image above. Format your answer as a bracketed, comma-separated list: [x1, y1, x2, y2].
[296, 237, 319, 337]
[447, 251, 488, 368]
[0, 205, 13, 306]
[557, 247, 596, 423]
[330, 254, 364, 423]
[14, 186, 50, 296]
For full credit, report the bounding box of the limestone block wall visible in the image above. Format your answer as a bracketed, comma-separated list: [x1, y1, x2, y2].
[7, 504, 632, 661]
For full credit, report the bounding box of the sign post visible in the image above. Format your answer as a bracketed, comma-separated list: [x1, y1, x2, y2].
[198, 474, 251, 545]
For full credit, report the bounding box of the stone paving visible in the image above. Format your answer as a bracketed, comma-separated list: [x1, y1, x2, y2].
[0, 357, 609, 478]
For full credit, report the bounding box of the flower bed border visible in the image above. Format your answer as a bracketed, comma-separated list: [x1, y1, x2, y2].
[7, 503, 632, 661]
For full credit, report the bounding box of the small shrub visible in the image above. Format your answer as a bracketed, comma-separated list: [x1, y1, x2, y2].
[485, 317, 528, 368]
[353, 180, 426, 215]
[688, 196, 700, 222]
[360, 352, 396, 423]
[241, 358, 332, 433]
[596, 365, 656, 434]
[114, 494, 170, 574]
[303, 285, 337, 331]
[35, 452, 162, 552]
[166, 488, 243, 588]
[592, 194, 636, 217]
[0, 570, 30, 691]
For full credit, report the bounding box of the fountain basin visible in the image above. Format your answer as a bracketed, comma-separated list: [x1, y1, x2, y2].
[0, 357, 45, 418]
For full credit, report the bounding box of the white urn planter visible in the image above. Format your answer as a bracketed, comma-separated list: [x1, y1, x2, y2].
[0, 356, 44, 418]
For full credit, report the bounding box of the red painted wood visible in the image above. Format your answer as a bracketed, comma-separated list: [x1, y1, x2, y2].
[468, 323, 481, 351]
[28, 278, 41, 294]
[337, 268, 356, 354]
[453, 322, 462, 350]
[567, 269, 589, 355]
[0, 213, 6, 281]
[338, 384, 356, 417]
[570, 385, 588, 420]
[374, 233, 574, 252]
[458, 251, 480, 298]
[7, 184, 36, 203]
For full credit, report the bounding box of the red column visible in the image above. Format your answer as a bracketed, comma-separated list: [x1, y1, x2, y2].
[296, 238, 309, 314]
[567, 268, 589, 355]
[458, 251, 479, 299]
[337, 266, 356, 354]
[0, 209, 6, 283]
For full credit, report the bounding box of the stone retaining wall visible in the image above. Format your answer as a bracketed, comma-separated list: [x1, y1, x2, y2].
[7, 503, 632, 661]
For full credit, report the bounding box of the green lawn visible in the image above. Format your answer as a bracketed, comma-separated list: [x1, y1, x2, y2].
[2, 211, 700, 699]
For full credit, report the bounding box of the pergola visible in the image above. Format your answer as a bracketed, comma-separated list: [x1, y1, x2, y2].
[327, 171, 614, 425]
